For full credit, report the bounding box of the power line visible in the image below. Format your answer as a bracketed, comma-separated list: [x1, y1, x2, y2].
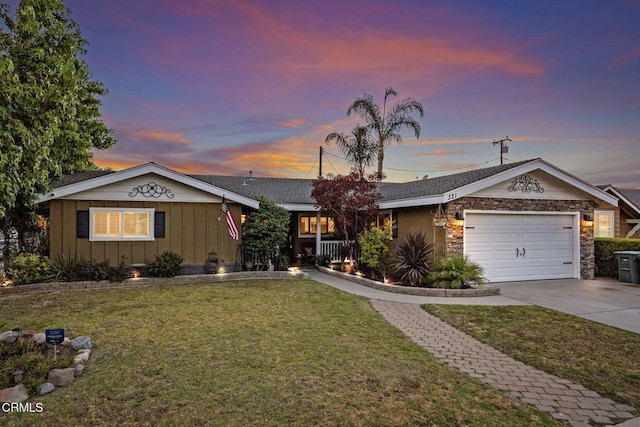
[303, 159, 318, 179]
[323, 154, 341, 175]
[324, 149, 501, 174]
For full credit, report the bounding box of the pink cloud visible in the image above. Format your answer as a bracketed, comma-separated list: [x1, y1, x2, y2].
[134, 132, 190, 144]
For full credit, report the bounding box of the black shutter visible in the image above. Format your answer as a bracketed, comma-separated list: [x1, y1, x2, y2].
[77, 211, 89, 238]
[154, 212, 166, 238]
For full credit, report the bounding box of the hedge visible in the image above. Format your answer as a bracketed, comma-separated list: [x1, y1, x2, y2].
[594, 238, 640, 278]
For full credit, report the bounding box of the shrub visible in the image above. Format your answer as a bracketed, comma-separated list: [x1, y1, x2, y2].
[430, 255, 485, 289]
[392, 232, 434, 287]
[146, 251, 183, 277]
[7, 254, 52, 285]
[51, 253, 130, 282]
[594, 238, 640, 278]
[51, 252, 93, 281]
[358, 225, 392, 279]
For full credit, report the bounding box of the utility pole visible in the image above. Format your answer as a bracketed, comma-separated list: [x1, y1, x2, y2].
[318, 146, 323, 179]
[492, 137, 511, 165]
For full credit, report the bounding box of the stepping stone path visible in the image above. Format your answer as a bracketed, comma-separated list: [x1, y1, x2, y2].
[371, 300, 638, 427]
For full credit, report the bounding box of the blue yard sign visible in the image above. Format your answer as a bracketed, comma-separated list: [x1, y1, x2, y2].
[45, 328, 65, 345]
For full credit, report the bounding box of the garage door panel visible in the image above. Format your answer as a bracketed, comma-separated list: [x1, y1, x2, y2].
[465, 213, 576, 283]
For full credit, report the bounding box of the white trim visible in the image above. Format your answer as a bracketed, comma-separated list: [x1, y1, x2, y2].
[89, 207, 155, 241]
[625, 219, 640, 239]
[378, 195, 444, 210]
[39, 163, 259, 209]
[279, 203, 320, 212]
[601, 186, 640, 216]
[463, 210, 581, 280]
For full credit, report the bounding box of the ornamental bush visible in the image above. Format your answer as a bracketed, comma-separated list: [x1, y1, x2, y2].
[7, 254, 52, 285]
[358, 225, 392, 279]
[51, 253, 130, 282]
[392, 232, 434, 287]
[430, 255, 485, 289]
[146, 251, 183, 277]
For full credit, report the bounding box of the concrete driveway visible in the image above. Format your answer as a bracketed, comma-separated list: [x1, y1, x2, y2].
[488, 278, 640, 334]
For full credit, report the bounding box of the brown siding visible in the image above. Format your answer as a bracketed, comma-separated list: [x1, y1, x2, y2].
[49, 200, 240, 268]
[394, 206, 446, 256]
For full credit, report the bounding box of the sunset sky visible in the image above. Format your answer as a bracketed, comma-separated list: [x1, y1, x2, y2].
[11, 0, 640, 186]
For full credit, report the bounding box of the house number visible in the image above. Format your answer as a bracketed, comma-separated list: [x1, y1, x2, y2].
[447, 193, 457, 201]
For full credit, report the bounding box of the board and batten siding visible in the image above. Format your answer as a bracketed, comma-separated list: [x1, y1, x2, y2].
[49, 199, 241, 266]
[393, 206, 446, 257]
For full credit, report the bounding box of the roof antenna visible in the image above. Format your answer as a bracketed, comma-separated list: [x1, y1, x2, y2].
[492, 136, 511, 165]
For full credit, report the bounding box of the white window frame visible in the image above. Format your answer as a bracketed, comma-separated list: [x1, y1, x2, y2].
[594, 210, 614, 238]
[89, 207, 155, 241]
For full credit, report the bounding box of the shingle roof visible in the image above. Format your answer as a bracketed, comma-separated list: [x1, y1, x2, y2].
[615, 188, 640, 212]
[49, 159, 539, 206]
[377, 159, 535, 201]
[52, 170, 114, 188]
[190, 175, 316, 205]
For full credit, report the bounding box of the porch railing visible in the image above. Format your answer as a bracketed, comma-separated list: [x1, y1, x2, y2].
[320, 240, 345, 263]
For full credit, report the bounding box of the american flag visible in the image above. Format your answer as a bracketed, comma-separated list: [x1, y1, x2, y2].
[221, 197, 239, 240]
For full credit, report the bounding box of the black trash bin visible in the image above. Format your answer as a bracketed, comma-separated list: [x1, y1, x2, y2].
[613, 251, 640, 284]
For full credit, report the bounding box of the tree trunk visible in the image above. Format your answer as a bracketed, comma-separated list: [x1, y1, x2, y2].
[377, 137, 385, 180]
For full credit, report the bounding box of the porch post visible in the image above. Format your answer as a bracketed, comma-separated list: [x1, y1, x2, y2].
[315, 210, 322, 260]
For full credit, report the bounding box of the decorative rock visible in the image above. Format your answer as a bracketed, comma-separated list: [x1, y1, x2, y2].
[74, 351, 90, 362]
[59, 337, 72, 346]
[77, 348, 91, 355]
[71, 336, 92, 350]
[39, 382, 55, 395]
[47, 368, 75, 387]
[32, 332, 47, 344]
[0, 330, 18, 343]
[0, 384, 29, 403]
[74, 364, 85, 377]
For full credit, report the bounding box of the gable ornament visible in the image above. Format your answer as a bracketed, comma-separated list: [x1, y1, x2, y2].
[129, 182, 175, 199]
[507, 175, 544, 193]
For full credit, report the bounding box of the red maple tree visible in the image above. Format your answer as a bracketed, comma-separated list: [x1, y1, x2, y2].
[311, 172, 380, 266]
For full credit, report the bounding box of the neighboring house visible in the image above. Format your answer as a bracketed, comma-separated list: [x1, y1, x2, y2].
[596, 186, 640, 239]
[39, 158, 617, 282]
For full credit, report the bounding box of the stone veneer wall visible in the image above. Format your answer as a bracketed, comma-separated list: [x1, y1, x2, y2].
[444, 197, 596, 280]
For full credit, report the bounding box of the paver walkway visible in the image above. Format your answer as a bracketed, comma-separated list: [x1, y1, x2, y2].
[371, 299, 637, 427]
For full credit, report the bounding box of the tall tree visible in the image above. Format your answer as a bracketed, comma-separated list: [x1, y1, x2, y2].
[0, 0, 114, 260]
[311, 172, 379, 266]
[325, 125, 377, 178]
[347, 87, 424, 179]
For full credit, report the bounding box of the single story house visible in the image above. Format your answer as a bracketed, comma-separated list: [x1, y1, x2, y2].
[596, 186, 640, 239]
[39, 158, 618, 282]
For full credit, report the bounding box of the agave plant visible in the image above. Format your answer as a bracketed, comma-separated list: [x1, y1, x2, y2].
[430, 255, 485, 289]
[392, 232, 434, 286]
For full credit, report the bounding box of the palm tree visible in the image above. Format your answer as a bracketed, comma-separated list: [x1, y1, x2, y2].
[347, 87, 424, 180]
[324, 125, 377, 178]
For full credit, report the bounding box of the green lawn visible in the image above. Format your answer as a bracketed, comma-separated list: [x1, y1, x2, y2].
[422, 304, 640, 410]
[0, 280, 560, 426]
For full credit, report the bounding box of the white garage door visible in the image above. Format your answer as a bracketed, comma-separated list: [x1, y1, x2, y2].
[464, 213, 577, 283]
